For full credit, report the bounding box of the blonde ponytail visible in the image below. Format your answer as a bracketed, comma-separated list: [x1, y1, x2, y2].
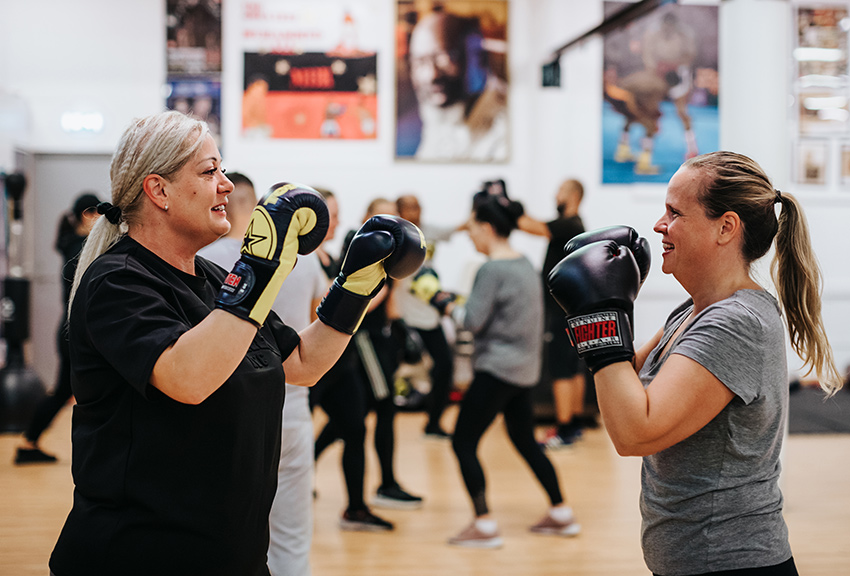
[68, 110, 209, 310]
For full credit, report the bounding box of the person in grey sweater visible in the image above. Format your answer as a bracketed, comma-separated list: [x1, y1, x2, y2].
[424, 194, 580, 548]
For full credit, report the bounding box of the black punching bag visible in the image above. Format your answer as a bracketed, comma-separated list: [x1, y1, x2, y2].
[0, 172, 47, 433]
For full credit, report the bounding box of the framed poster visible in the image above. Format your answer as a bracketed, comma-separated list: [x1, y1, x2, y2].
[798, 90, 850, 135]
[239, 0, 380, 140]
[602, 2, 719, 184]
[795, 139, 829, 185]
[165, 78, 222, 146]
[166, 0, 222, 76]
[796, 7, 849, 83]
[839, 142, 850, 186]
[395, 1, 509, 162]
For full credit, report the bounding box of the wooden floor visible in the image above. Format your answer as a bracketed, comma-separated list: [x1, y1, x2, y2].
[2, 404, 849, 575]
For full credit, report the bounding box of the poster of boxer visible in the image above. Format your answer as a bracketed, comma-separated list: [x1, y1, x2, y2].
[166, 0, 222, 146]
[166, 0, 222, 76]
[602, 1, 719, 184]
[395, 0, 509, 162]
[239, 0, 380, 140]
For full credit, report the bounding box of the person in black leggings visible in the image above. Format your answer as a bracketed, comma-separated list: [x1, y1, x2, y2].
[312, 197, 422, 531]
[15, 192, 101, 465]
[423, 194, 580, 548]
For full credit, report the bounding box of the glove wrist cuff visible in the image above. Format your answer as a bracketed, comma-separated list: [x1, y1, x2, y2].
[215, 257, 278, 327]
[566, 307, 634, 373]
[316, 280, 373, 335]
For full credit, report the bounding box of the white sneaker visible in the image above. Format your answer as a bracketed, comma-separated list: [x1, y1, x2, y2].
[448, 522, 503, 549]
[529, 513, 581, 537]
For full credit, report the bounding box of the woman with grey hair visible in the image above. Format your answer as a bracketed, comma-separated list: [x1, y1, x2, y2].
[49, 110, 424, 575]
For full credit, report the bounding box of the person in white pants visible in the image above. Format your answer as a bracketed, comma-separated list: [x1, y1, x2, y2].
[198, 172, 333, 576]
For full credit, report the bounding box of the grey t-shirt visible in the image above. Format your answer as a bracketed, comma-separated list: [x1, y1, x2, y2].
[454, 256, 542, 387]
[638, 289, 792, 575]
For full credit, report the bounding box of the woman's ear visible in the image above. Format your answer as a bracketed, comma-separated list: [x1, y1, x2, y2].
[717, 210, 741, 246]
[142, 173, 169, 211]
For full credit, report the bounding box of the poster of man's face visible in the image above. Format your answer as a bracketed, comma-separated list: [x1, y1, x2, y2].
[395, 1, 509, 163]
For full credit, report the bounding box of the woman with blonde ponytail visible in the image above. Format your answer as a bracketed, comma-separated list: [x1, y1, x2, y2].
[49, 110, 364, 576]
[771, 191, 842, 395]
[550, 151, 841, 575]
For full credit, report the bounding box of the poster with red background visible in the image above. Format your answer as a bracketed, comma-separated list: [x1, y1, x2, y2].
[240, 0, 380, 140]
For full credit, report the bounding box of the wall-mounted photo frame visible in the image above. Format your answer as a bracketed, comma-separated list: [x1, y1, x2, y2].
[798, 89, 850, 135]
[839, 141, 850, 187]
[795, 138, 830, 185]
[166, 0, 222, 76]
[395, 0, 509, 162]
[166, 77, 222, 147]
[238, 0, 380, 140]
[795, 7, 849, 84]
[601, 2, 720, 184]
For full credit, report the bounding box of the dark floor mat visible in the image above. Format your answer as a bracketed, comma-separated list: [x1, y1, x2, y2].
[788, 385, 850, 434]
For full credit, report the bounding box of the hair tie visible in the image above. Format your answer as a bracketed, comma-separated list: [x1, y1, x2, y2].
[97, 201, 122, 225]
[774, 189, 782, 204]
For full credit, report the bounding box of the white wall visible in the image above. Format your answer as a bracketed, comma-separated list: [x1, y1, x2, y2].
[1, 0, 848, 381]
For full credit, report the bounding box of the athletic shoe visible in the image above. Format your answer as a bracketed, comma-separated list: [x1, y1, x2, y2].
[423, 427, 452, 441]
[14, 447, 57, 465]
[339, 508, 394, 532]
[530, 513, 581, 537]
[372, 484, 424, 510]
[573, 414, 600, 430]
[448, 523, 503, 549]
[542, 429, 580, 450]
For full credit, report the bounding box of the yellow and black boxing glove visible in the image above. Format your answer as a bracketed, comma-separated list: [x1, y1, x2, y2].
[317, 215, 426, 334]
[216, 182, 329, 327]
[410, 267, 463, 315]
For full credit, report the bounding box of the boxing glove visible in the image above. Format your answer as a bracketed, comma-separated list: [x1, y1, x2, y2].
[565, 225, 651, 286]
[317, 215, 426, 334]
[547, 240, 641, 373]
[215, 183, 329, 327]
[410, 267, 462, 315]
[410, 267, 442, 302]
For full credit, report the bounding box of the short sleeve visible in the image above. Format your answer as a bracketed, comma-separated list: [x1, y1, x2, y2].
[266, 312, 301, 360]
[672, 302, 765, 404]
[82, 269, 191, 397]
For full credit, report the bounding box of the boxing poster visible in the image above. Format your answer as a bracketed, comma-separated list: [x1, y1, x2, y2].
[166, 0, 222, 76]
[395, 0, 509, 163]
[602, 2, 719, 184]
[239, 0, 380, 140]
[166, 0, 222, 146]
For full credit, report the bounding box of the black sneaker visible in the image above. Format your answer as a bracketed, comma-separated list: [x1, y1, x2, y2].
[423, 427, 452, 441]
[372, 484, 424, 510]
[14, 447, 58, 465]
[340, 507, 394, 532]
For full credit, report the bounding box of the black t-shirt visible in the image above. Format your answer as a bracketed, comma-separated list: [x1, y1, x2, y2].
[50, 236, 299, 576]
[542, 215, 585, 313]
[542, 214, 585, 278]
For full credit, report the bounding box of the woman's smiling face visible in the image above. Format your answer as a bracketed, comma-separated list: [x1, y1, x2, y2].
[653, 166, 718, 281]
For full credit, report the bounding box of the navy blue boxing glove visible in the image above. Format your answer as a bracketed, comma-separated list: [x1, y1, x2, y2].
[216, 182, 329, 327]
[317, 215, 426, 334]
